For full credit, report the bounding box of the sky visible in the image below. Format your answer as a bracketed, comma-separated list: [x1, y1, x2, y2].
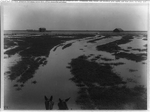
[3, 3, 148, 31]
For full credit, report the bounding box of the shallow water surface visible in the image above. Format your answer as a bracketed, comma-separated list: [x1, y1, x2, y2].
[4, 33, 147, 110]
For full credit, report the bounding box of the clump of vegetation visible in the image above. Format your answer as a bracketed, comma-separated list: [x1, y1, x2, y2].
[53, 44, 64, 51]
[101, 57, 113, 61]
[115, 52, 147, 62]
[69, 55, 126, 86]
[132, 48, 147, 52]
[96, 35, 134, 53]
[7, 57, 43, 83]
[68, 55, 147, 109]
[87, 36, 106, 43]
[100, 62, 125, 66]
[4, 38, 18, 49]
[62, 43, 73, 49]
[4, 38, 29, 56]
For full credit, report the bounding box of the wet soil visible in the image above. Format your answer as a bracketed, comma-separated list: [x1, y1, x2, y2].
[4, 35, 78, 85]
[4, 32, 147, 109]
[67, 55, 147, 109]
[62, 42, 73, 49]
[96, 34, 147, 62]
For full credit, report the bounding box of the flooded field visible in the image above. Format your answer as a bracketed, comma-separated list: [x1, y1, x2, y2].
[3, 31, 147, 110]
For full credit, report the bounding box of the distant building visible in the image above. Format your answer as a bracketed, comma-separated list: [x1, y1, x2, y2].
[39, 28, 46, 32]
[113, 28, 123, 32]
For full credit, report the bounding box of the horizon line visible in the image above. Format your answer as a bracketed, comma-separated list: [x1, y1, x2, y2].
[4, 29, 147, 32]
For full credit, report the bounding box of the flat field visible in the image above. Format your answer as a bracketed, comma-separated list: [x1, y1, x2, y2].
[4, 31, 147, 110]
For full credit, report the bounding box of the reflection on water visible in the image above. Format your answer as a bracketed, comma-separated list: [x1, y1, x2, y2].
[4, 32, 147, 110]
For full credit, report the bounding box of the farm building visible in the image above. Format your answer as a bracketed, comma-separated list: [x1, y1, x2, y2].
[113, 28, 123, 32]
[39, 28, 46, 32]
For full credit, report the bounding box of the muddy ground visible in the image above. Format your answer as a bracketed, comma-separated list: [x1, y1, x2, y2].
[4, 32, 147, 109]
